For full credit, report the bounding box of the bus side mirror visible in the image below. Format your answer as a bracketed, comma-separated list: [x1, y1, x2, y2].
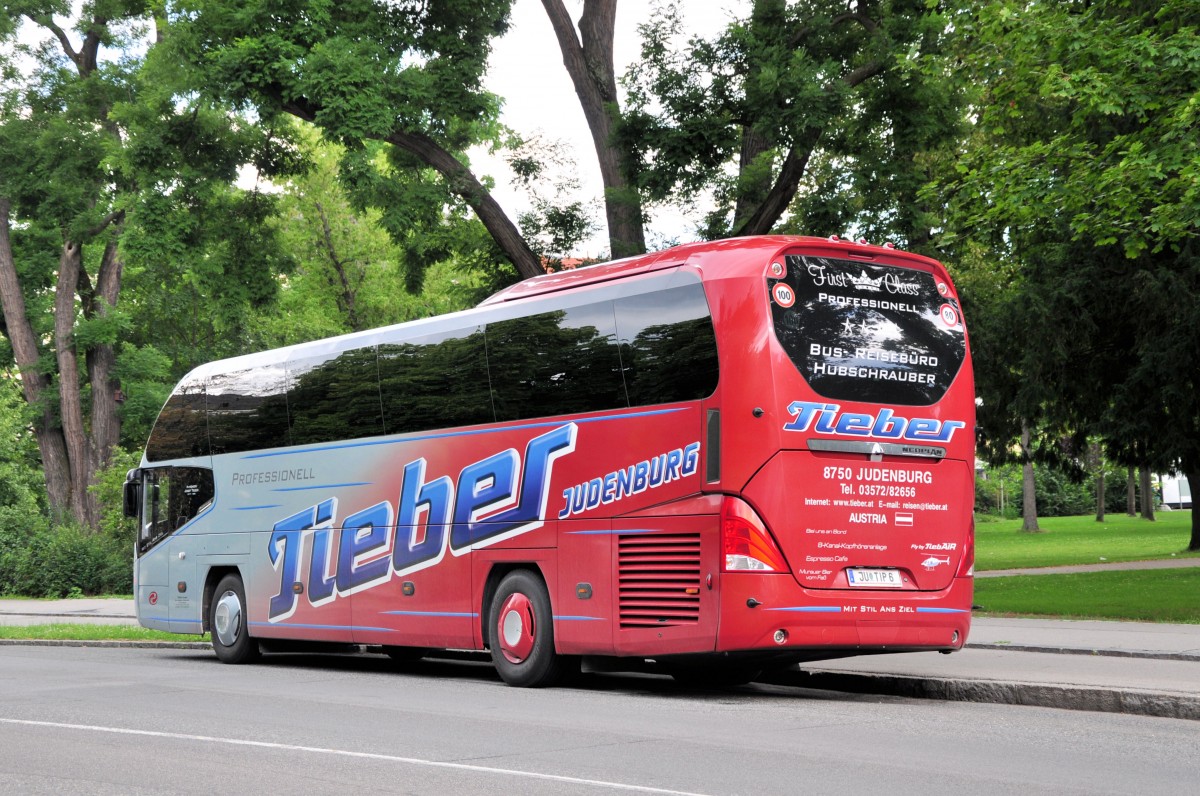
[123, 469, 143, 519]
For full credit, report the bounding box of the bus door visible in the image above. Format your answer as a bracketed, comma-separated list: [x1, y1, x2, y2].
[136, 467, 214, 633]
[132, 469, 170, 630]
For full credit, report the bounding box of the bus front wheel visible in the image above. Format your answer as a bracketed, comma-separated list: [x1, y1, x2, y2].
[488, 571, 563, 688]
[210, 574, 260, 664]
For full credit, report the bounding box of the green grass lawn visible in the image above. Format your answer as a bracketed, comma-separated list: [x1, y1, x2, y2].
[975, 510, 1197, 570]
[973, 568, 1200, 624]
[0, 624, 206, 642]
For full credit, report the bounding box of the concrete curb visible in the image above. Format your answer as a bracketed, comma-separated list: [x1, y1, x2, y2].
[0, 638, 208, 650]
[780, 669, 1200, 722]
[966, 641, 1200, 663]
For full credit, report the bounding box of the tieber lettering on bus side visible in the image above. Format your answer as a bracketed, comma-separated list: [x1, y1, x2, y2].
[266, 424, 577, 622]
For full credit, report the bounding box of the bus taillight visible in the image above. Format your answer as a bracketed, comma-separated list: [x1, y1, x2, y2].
[957, 535, 975, 578]
[721, 497, 789, 573]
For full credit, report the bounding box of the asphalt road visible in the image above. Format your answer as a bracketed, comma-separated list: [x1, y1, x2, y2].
[2, 645, 1198, 795]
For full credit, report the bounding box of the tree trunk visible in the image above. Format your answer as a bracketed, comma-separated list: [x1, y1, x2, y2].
[315, 201, 360, 330]
[542, 0, 646, 258]
[54, 242, 99, 526]
[86, 237, 125, 469]
[1126, 467, 1136, 516]
[0, 198, 75, 520]
[1090, 441, 1105, 522]
[1, 199, 126, 530]
[1186, 471, 1199, 552]
[1020, 422, 1040, 532]
[733, 139, 819, 237]
[1139, 466, 1155, 521]
[733, 0, 785, 229]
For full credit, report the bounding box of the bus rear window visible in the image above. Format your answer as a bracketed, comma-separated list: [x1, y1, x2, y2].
[769, 256, 966, 405]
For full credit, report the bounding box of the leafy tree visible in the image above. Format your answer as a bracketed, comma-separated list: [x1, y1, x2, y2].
[171, 0, 545, 279]
[0, 4, 291, 528]
[506, 133, 599, 265]
[0, 3, 154, 527]
[541, 0, 643, 257]
[934, 0, 1200, 549]
[0, 372, 45, 519]
[618, 0, 962, 248]
[252, 124, 493, 348]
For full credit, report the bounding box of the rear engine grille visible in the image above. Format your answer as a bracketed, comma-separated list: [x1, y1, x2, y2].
[618, 533, 701, 628]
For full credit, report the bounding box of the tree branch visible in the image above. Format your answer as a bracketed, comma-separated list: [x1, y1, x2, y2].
[27, 14, 80, 69]
[315, 201, 359, 330]
[84, 209, 124, 239]
[279, 96, 542, 278]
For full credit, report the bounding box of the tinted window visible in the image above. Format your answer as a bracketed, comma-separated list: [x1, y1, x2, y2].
[138, 467, 214, 555]
[487, 303, 626, 421]
[287, 348, 384, 445]
[614, 283, 719, 406]
[146, 376, 209, 462]
[769, 256, 966, 405]
[378, 326, 494, 434]
[206, 366, 291, 454]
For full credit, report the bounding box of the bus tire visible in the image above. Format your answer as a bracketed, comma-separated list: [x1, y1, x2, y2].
[488, 570, 563, 688]
[210, 574, 260, 664]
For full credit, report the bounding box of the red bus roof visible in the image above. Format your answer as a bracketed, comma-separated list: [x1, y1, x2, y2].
[480, 236, 944, 306]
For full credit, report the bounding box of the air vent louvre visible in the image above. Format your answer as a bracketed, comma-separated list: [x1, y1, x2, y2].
[618, 533, 701, 628]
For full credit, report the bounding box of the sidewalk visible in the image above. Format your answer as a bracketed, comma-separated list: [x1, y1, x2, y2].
[977, 556, 1200, 578]
[796, 616, 1200, 721]
[0, 598, 136, 626]
[1, 597, 1197, 720]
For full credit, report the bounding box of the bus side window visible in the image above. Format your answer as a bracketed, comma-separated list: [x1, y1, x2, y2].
[614, 284, 719, 407]
[486, 301, 626, 422]
[137, 468, 214, 555]
[378, 326, 494, 435]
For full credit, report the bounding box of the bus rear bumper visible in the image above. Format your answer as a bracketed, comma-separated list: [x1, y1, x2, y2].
[716, 573, 972, 656]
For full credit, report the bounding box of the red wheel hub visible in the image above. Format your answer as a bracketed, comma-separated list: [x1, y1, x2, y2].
[497, 592, 536, 664]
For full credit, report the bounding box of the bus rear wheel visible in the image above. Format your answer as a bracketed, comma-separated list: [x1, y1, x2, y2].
[210, 574, 260, 664]
[488, 571, 564, 687]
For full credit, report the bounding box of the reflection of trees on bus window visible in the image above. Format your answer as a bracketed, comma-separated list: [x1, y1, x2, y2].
[145, 379, 208, 462]
[487, 306, 625, 421]
[207, 367, 291, 454]
[378, 326, 494, 435]
[615, 284, 720, 406]
[143, 277, 721, 459]
[138, 468, 214, 555]
[287, 348, 385, 444]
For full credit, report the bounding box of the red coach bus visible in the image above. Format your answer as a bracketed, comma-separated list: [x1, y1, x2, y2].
[126, 235, 975, 687]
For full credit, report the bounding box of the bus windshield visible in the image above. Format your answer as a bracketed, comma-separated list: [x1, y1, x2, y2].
[769, 255, 966, 405]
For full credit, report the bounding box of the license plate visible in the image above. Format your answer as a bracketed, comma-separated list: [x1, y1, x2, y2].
[846, 568, 904, 588]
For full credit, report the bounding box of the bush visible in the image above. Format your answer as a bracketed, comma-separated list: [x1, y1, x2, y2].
[0, 519, 131, 598]
[976, 461, 1124, 519]
[93, 448, 141, 549]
